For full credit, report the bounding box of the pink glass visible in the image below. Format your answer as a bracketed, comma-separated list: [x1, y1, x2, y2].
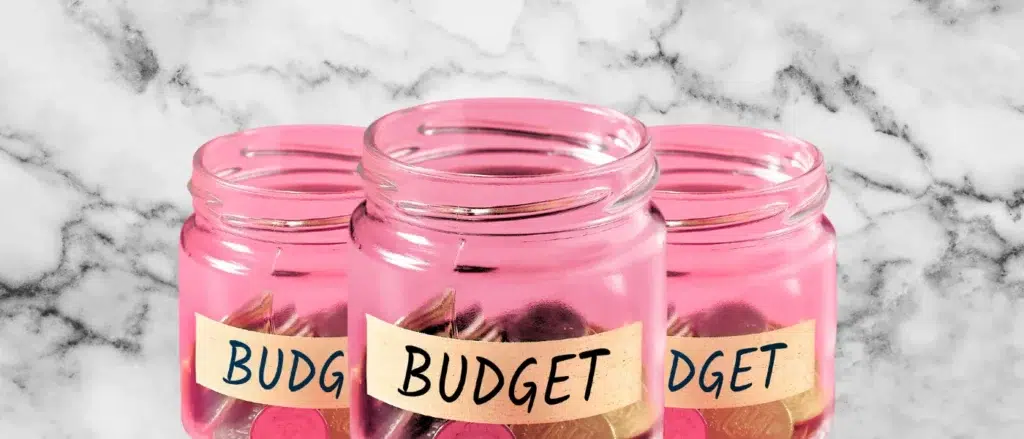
[349, 98, 667, 438]
[179, 125, 363, 439]
[652, 125, 836, 438]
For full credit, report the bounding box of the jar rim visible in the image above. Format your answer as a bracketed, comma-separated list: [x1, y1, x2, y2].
[651, 124, 826, 200]
[650, 124, 829, 242]
[191, 124, 364, 200]
[362, 98, 652, 185]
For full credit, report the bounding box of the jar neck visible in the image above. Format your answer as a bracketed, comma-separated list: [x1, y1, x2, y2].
[651, 125, 829, 245]
[360, 98, 656, 236]
[189, 125, 364, 245]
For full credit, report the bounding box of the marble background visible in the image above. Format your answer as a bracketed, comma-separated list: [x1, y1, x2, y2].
[1, 0, 1022, 437]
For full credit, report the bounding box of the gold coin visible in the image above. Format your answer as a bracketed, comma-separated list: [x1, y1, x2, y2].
[511, 415, 617, 439]
[319, 408, 350, 438]
[781, 383, 826, 424]
[604, 399, 654, 438]
[701, 401, 793, 439]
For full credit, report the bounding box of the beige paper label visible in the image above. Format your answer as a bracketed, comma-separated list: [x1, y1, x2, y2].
[365, 316, 643, 424]
[194, 314, 349, 408]
[665, 320, 815, 409]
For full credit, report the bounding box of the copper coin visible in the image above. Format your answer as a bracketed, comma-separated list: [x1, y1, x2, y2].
[250, 407, 329, 439]
[701, 402, 793, 439]
[270, 304, 299, 331]
[786, 411, 827, 437]
[224, 291, 275, 331]
[693, 302, 767, 337]
[310, 302, 349, 337]
[319, 408, 350, 439]
[433, 421, 516, 439]
[397, 289, 456, 333]
[510, 416, 617, 439]
[213, 404, 261, 439]
[663, 409, 707, 439]
[507, 301, 587, 342]
[667, 313, 696, 337]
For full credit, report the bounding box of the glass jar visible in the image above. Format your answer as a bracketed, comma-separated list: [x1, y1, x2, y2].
[651, 125, 836, 439]
[349, 99, 667, 439]
[179, 125, 363, 439]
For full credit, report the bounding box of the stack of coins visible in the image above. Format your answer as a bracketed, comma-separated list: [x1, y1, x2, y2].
[183, 291, 350, 439]
[665, 302, 830, 439]
[361, 291, 655, 439]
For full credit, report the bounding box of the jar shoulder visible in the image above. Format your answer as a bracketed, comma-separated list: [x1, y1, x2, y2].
[350, 204, 667, 274]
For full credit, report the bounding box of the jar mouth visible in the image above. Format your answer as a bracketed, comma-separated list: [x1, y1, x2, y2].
[360, 99, 657, 233]
[192, 125, 363, 200]
[650, 125, 829, 241]
[363, 98, 651, 185]
[189, 125, 364, 236]
[653, 125, 824, 200]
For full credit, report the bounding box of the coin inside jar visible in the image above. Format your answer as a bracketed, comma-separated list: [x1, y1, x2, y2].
[700, 402, 793, 439]
[603, 387, 654, 438]
[433, 421, 516, 439]
[249, 406, 329, 439]
[510, 415, 617, 439]
[693, 302, 768, 337]
[506, 301, 587, 342]
[781, 382, 826, 424]
[319, 408, 350, 439]
[663, 408, 707, 439]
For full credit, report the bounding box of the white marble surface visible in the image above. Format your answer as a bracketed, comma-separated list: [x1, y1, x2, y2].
[1, 0, 1022, 437]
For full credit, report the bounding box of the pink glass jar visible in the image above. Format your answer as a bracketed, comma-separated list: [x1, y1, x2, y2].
[652, 125, 836, 439]
[349, 99, 667, 438]
[179, 125, 363, 439]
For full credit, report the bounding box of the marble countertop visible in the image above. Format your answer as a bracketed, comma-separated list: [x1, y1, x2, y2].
[1, 1, 1022, 437]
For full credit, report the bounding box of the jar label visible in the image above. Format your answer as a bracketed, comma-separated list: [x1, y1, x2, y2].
[664, 320, 816, 408]
[365, 315, 643, 424]
[194, 314, 349, 408]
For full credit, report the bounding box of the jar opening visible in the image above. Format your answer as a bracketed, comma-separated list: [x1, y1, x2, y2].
[360, 99, 656, 234]
[189, 125, 363, 238]
[364, 99, 649, 184]
[651, 125, 828, 243]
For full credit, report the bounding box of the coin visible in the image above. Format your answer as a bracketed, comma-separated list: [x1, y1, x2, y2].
[701, 402, 793, 439]
[663, 409, 707, 439]
[397, 289, 456, 334]
[224, 290, 275, 332]
[270, 304, 299, 331]
[507, 301, 587, 342]
[454, 305, 483, 332]
[667, 313, 695, 337]
[790, 412, 826, 439]
[310, 302, 349, 337]
[212, 404, 261, 439]
[192, 292, 276, 431]
[433, 421, 516, 439]
[319, 408, 350, 439]
[604, 398, 655, 438]
[250, 406, 329, 439]
[693, 302, 767, 337]
[781, 382, 826, 424]
[511, 415, 617, 439]
[666, 305, 681, 336]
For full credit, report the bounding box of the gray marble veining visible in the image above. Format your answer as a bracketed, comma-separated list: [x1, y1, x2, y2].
[1, 0, 1023, 437]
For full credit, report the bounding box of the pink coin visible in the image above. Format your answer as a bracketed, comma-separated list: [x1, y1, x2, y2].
[250, 406, 329, 439]
[664, 408, 707, 439]
[432, 421, 516, 439]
